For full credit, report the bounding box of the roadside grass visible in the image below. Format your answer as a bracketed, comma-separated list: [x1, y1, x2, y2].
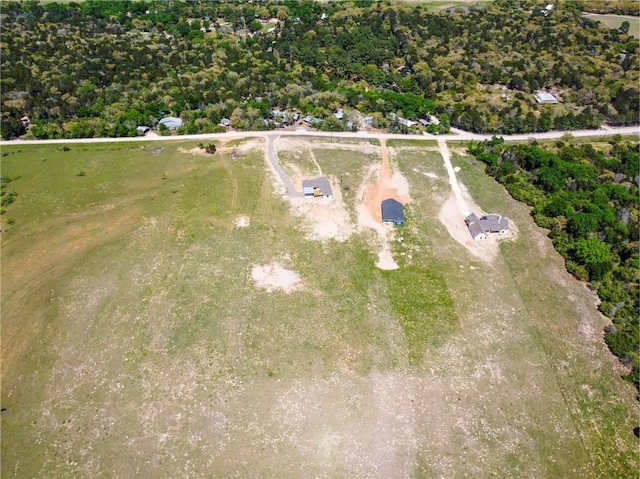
[1, 139, 637, 478]
[388, 139, 438, 148]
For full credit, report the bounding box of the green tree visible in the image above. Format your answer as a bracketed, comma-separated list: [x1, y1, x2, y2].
[574, 237, 614, 281]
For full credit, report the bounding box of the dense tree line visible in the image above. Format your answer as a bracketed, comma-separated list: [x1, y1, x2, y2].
[469, 137, 640, 390]
[1, 0, 638, 139]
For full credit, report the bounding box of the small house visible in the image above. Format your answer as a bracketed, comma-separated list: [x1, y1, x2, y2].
[137, 125, 151, 134]
[302, 177, 333, 199]
[418, 118, 430, 127]
[219, 118, 231, 128]
[381, 198, 405, 225]
[535, 92, 558, 104]
[158, 116, 183, 130]
[465, 213, 509, 241]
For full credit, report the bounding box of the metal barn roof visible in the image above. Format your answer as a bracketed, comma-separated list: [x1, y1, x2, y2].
[158, 117, 183, 130]
[381, 198, 404, 224]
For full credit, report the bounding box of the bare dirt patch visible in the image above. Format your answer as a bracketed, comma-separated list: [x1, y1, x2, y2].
[438, 185, 518, 263]
[178, 146, 211, 156]
[438, 192, 497, 262]
[436, 139, 517, 262]
[251, 262, 302, 293]
[355, 139, 410, 269]
[412, 167, 439, 179]
[363, 139, 410, 223]
[234, 215, 250, 228]
[290, 182, 356, 242]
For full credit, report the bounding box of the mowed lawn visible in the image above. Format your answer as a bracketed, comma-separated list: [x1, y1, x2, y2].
[1, 139, 638, 478]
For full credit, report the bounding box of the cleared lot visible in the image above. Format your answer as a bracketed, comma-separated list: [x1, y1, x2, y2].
[1, 139, 637, 478]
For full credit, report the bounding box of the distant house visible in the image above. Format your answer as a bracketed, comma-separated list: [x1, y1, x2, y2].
[303, 115, 323, 125]
[389, 112, 416, 128]
[535, 92, 559, 104]
[334, 109, 344, 120]
[292, 113, 300, 122]
[158, 116, 183, 130]
[418, 118, 430, 127]
[302, 177, 333, 199]
[465, 213, 509, 241]
[381, 198, 405, 225]
[219, 118, 231, 128]
[137, 126, 151, 134]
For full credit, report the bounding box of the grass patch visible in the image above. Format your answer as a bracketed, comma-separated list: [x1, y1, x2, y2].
[583, 13, 640, 32]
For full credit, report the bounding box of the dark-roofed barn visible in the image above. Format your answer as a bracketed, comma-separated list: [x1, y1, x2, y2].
[381, 198, 405, 225]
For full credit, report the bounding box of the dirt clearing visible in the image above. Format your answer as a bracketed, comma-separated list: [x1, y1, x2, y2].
[290, 184, 356, 242]
[356, 139, 410, 269]
[251, 262, 302, 293]
[436, 139, 517, 262]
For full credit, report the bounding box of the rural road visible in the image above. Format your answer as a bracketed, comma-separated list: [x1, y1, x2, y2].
[1, 125, 638, 146]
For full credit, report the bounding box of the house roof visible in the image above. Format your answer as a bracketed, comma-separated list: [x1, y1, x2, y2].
[468, 221, 486, 239]
[381, 198, 404, 223]
[137, 125, 150, 133]
[535, 92, 558, 103]
[302, 177, 333, 196]
[478, 214, 509, 233]
[465, 213, 508, 235]
[158, 117, 183, 130]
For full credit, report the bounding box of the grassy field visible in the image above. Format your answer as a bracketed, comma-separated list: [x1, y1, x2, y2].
[1, 138, 638, 478]
[583, 13, 640, 34]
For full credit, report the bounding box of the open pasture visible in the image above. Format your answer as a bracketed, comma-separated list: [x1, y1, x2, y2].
[1, 138, 637, 478]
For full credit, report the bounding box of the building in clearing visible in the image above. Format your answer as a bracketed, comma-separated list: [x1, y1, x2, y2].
[302, 177, 333, 199]
[381, 198, 405, 225]
[465, 213, 509, 240]
[158, 116, 183, 130]
[535, 92, 559, 104]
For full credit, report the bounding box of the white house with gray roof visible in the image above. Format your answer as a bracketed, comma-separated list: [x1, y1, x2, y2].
[465, 213, 509, 241]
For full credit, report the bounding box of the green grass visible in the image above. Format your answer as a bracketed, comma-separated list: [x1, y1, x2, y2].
[583, 13, 640, 33]
[1, 139, 637, 478]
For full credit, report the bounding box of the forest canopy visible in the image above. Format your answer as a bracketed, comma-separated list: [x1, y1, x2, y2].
[1, 0, 638, 139]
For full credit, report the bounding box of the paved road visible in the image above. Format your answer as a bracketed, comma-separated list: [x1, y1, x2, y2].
[265, 134, 302, 199]
[1, 125, 638, 146]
